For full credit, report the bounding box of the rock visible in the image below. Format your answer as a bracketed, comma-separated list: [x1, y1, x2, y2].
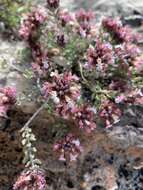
[73, 0, 143, 17]
[107, 125, 143, 148]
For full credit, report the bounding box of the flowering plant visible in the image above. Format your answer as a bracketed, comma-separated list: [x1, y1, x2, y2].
[1, 0, 142, 189]
[0, 87, 16, 118]
[17, 0, 143, 164]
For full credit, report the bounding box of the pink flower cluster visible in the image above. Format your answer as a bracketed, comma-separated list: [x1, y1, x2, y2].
[18, 2, 143, 164]
[42, 74, 97, 164]
[0, 87, 16, 118]
[13, 168, 46, 190]
[102, 17, 139, 43]
[42, 71, 80, 109]
[19, 7, 47, 40]
[53, 133, 83, 162]
[114, 43, 141, 62]
[115, 89, 143, 105]
[76, 9, 95, 22]
[113, 43, 142, 75]
[58, 10, 75, 26]
[76, 9, 95, 36]
[52, 104, 97, 162]
[99, 100, 122, 128]
[87, 40, 114, 71]
[42, 72, 97, 133]
[47, 0, 60, 9]
[71, 105, 96, 133]
[109, 78, 130, 92]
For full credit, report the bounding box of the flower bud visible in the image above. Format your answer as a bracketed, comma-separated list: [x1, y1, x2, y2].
[47, 0, 60, 9]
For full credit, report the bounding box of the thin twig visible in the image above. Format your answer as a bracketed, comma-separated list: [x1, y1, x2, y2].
[22, 100, 48, 130]
[78, 62, 88, 83]
[7, 59, 24, 73]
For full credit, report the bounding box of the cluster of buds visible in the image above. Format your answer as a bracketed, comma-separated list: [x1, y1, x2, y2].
[86, 40, 114, 72]
[53, 133, 83, 162]
[102, 17, 139, 43]
[47, 0, 60, 9]
[114, 43, 141, 63]
[123, 43, 141, 60]
[76, 9, 95, 23]
[19, 7, 49, 77]
[42, 71, 81, 116]
[99, 100, 122, 128]
[58, 9, 75, 26]
[113, 43, 142, 78]
[19, 6, 47, 40]
[75, 9, 95, 35]
[13, 168, 46, 190]
[109, 78, 130, 92]
[86, 39, 142, 78]
[56, 33, 66, 47]
[0, 87, 16, 118]
[71, 105, 97, 133]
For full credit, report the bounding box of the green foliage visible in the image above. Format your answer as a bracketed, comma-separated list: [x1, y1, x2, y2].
[0, 0, 31, 33]
[63, 36, 88, 63]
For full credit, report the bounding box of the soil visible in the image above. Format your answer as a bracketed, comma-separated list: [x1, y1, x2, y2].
[1, 104, 143, 190]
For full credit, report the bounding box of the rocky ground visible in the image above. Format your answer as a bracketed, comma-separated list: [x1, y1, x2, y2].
[1, 0, 143, 190]
[1, 105, 143, 190]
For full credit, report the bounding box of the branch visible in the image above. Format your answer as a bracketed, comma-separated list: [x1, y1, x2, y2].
[22, 100, 48, 130]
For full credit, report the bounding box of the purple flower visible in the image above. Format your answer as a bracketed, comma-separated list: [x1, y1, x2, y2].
[19, 7, 47, 40]
[75, 9, 95, 23]
[86, 40, 114, 71]
[115, 43, 141, 60]
[75, 9, 95, 35]
[42, 71, 81, 105]
[55, 101, 75, 119]
[115, 94, 126, 103]
[115, 89, 143, 105]
[34, 7, 47, 24]
[99, 100, 122, 128]
[71, 105, 97, 133]
[109, 78, 130, 92]
[47, 0, 60, 9]
[0, 87, 16, 104]
[56, 33, 66, 47]
[19, 25, 31, 40]
[0, 87, 16, 117]
[102, 17, 139, 43]
[53, 134, 83, 162]
[58, 10, 75, 26]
